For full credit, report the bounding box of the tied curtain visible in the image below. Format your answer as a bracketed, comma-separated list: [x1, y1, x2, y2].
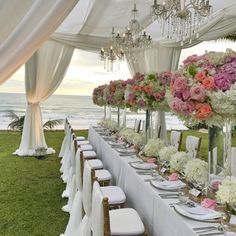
[0, 0, 79, 85]
[14, 41, 74, 156]
[126, 42, 181, 141]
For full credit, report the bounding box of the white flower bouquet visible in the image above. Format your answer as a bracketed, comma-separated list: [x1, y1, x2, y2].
[132, 133, 145, 148]
[119, 128, 136, 143]
[142, 138, 165, 157]
[169, 151, 190, 173]
[159, 146, 178, 162]
[216, 177, 236, 205]
[184, 158, 208, 185]
[99, 119, 119, 132]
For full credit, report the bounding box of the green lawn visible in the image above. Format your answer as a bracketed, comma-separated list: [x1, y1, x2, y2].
[0, 130, 88, 236]
[0, 129, 235, 235]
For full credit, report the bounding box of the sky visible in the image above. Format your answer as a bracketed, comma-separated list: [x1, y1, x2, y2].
[1, 40, 236, 96]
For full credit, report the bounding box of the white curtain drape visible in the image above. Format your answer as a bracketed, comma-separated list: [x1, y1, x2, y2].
[14, 41, 74, 156]
[126, 42, 181, 141]
[0, 0, 78, 85]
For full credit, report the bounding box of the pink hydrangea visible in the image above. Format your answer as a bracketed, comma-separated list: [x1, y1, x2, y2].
[214, 73, 232, 91]
[190, 83, 206, 101]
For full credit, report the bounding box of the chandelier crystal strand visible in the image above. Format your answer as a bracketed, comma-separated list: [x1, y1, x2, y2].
[99, 3, 153, 69]
[151, 0, 212, 43]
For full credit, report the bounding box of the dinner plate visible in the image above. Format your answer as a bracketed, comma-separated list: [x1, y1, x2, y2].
[173, 204, 222, 222]
[130, 162, 157, 170]
[150, 179, 186, 191]
[116, 148, 135, 154]
[108, 141, 125, 147]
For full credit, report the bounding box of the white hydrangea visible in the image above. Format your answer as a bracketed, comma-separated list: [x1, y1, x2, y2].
[159, 146, 178, 162]
[184, 158, 208, 185]
[216, 177, 236, 204]
[99, 119, 119, 132]
[143, 138, 165, 157]
[170, 151, 190, 173]
[132, 133, 145, 148]
[119, 128, 136, 143]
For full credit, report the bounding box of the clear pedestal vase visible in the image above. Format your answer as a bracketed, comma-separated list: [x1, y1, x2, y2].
[103, 106, 106, 119]
[208, 125, 224, 176]
[117, 107, 120, 128]
[208, 121, 232, 185]
[145, 110, 152, 144]
[106, 106, 111, 120]
[224, 119, 232, 172]
[121, 108, 126, 128]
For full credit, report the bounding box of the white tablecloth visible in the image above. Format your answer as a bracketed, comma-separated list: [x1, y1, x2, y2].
[88, 126, 219, 236]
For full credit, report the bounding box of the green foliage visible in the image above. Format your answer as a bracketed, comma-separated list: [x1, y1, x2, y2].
[147, 73, 156, 80]
[187, 64, 197, 77]
[43, 119, 63, 130]
[0, 130, 88, 236]
[5, 111, 63, 131]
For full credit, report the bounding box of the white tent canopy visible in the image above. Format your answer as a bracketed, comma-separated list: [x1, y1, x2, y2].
[0, 0, 236, 155]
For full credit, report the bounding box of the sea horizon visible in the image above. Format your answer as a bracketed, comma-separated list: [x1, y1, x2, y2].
[0, 92, 187, 131]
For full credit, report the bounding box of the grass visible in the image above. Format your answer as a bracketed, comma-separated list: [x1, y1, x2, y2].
[0, 130, 88, 236]
[0, 129, 235, 235]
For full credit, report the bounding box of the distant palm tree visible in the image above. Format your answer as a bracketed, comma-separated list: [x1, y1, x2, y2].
[5, 111, 63, 131]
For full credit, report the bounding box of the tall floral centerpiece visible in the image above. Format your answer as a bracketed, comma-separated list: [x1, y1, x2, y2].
[103, 79, 127, 127]
[168, 49, 236, 176]
[126, 72, 172, 142]
[92, 84, 108, 119]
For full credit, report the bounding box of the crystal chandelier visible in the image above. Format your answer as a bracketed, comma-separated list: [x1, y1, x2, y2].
[151, 0, 213, 44]
[100, 46, 124, 72]
[112, 4, 152, 53]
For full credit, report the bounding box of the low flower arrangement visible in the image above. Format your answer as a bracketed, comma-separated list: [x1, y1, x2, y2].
[167, 50, 236, 127]
[184, 158, 208, 185]
[99, 119, 119, 132]
[159, 146, 178, 162]
[92, 84, 107, 107]
[119, 128, 145, 148]
[169, 151, 190, 173]
[216, 177, 236, 205]
[125, 72, 172, 111]
[142, 138, 165, 157]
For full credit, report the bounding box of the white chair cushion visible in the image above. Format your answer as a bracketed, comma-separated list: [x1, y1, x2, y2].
[80, 144, 93, 151]
[77, 136, 86, 141]
[83, 150, 97, 159]
[77, 140, 90, 146]
[95, 169, 111, 181]
[88, 159, 103, 170]
[110, 208, 145, 235]
[101, 186, 126, 205]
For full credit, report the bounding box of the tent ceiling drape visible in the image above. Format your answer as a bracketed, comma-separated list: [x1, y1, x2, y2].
[0, 0, 79, 85]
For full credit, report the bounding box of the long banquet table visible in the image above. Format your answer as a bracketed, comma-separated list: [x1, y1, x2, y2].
[88, 126, 219, 236]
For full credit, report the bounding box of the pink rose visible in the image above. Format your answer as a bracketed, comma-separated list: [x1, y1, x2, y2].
[195, 71, 206, 81]
[182, 101, 195, 114]
[173, 77, 188, 93]
[190, 83, 206, 101]
[182, 89, 190, 100]
[201, 198, 217, 210]
[168, 173, 179, 181]
[170, 98, 183, 113]
[147, 158, 156, 164]
[210, 179, 221, 191]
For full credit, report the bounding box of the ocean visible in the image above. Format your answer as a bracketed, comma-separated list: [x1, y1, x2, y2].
[0, 93, 187, 130]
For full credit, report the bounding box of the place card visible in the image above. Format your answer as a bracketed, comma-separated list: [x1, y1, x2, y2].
[230, 215, 236, 225]
[189, 188, 201, 197]
[160, 167, 167, 173]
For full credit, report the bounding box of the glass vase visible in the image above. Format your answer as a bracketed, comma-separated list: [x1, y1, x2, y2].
[145, 110, 152, 143]
[117, 107, 120, 128]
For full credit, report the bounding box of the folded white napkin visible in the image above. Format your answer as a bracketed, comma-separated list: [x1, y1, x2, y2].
[174, 204, 221, 220]
[151, 180, 186, 190]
